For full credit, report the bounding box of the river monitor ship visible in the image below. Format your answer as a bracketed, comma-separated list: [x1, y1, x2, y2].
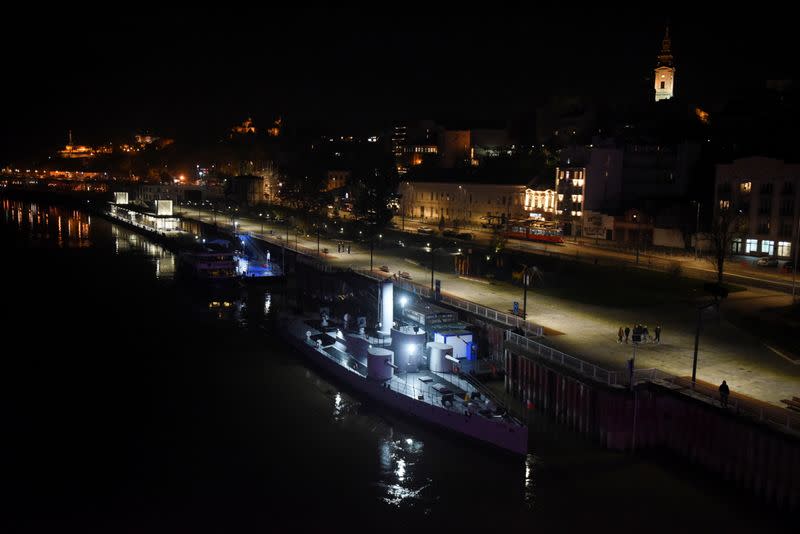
[280, 280, 528, 455]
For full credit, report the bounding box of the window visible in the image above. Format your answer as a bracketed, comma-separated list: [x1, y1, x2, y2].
[731, 238, 742, 254]
[660, 81, 665, 89]
[718, 182, 731, 194]
[740, 181, 751, 193]
[745, 239, 758, 253]
[778, 241, 792, 257]
[780, 220, 793, 237]
[782, 182, 794, 195]
[761, 240, 774, 255]
[759, 196, 772, 214]
[719, 200, 730, 209]
[760, 182, 773, 195]
[780, 197, 794, 216]
[757, 219, 770, 234]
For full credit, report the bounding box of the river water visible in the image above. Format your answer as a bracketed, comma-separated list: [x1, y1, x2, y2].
[1, 196, 790, 532]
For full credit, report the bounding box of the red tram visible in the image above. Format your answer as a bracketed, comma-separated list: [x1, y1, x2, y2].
[505, 221, 564, 244]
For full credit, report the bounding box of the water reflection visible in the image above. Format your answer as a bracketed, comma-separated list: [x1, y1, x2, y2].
[2, 198, 91, 247]
[111, 225, 176, 279]
[379, 432, 430, 507]
[524, 453, 537, 509]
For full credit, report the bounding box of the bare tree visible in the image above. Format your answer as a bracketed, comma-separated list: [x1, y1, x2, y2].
[709, 206, 745, 284]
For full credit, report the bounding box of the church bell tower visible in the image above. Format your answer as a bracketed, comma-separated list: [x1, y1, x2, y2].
[654, 26, 675, 102]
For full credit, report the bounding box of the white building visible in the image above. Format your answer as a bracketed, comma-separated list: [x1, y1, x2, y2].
[715, 157, 800, 258]
[654, 26, 675, 102]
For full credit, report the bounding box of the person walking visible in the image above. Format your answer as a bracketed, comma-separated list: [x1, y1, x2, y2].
[655, 325, 662, 344]
[624, 326, 630, 344]
[719, 380, 730, 408]
[642, 325, 649, 343]
[618, 326, 624, 343]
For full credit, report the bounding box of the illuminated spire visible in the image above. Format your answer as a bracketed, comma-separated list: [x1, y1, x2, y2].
[657, 25, 673, 67]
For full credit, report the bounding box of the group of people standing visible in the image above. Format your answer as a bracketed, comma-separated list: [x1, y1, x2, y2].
[337, 241, 351, 254]
[617, 324, 662, 344]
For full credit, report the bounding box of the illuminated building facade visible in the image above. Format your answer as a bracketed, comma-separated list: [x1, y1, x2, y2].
[554, 166, 586, 236]
[654, 26, 675, 102]
[716, 157, 800, 258]
[523, 188, 557, 219]
[398, 180, 526, 226]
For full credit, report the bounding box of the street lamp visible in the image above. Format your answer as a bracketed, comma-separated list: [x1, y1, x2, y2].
[259, 212, 264, 235]
[692, 201, 701, 260]
[521, 265, 533, 320]
[793, 215, 800, 303]
[691, 298, 723, 387]
[633, 212, 642, 265]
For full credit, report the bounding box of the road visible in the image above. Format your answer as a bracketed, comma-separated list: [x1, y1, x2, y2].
[179, 206, 800, 406]
[398, 217, 799, 294]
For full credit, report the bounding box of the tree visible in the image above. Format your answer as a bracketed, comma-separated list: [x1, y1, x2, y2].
[490, 225, 508, 255]
[350, 148, 399, 237]
[709, 206, 746, 284]
[438, 214, 446, 232]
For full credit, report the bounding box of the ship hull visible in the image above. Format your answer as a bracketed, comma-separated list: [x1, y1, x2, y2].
[282, 322, 528, 456]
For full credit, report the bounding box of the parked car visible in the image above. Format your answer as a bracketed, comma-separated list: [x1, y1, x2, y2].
[755, 256, 779, 267]
[417, 226, 434, 235]
[457, 232, 473, 240]
[442, 230, 459, 238]
[379, 265, 390, 273]
[781, 261, 795, 273]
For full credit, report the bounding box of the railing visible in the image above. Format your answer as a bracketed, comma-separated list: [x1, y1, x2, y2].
[351, 268, 545, 337]
[505, 336, 800, 436]
[506, 330, 622, 386]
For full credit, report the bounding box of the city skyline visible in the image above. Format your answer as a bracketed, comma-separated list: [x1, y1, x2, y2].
[2, 8, 794, 161]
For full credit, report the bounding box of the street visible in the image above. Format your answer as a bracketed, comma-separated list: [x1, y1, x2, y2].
[180, 206, 800, 406]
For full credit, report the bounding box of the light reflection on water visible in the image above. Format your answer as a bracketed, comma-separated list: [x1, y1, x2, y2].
[2, 198, 91, 247]
[111, 225, 175, 279]
[379, 433, 430, 507]
[524, 453, 537, 509]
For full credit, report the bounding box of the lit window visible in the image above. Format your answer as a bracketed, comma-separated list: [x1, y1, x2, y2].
[777, 241, 792, 257]
[740, 181, 752, 193]
[761, 240, 774, 255]
[745, 239, 758, 253]
[719, 200, 730, 209]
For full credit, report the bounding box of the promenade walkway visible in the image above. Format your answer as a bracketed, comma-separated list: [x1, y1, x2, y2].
[179, 207, 800, 407]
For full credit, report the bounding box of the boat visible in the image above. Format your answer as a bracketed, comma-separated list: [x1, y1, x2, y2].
[279, 280, 528, 455]
[177, 245, 238, 281]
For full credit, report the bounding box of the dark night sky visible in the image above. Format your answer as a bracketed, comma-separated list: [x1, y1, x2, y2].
[1, 7, 794, 161]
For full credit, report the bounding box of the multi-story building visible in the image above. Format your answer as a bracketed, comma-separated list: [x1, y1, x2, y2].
[523, 188, 557, 220]
[325, 170, 350, 192]
[716, 156, 800, 258]
[554, 166, 586, 236]
[398, 178, 527, 227]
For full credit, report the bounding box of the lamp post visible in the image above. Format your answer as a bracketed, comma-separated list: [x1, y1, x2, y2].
[793, 215, 799, 303]
[282, 220, 287, 275]
[429, 245, 435, 292]
[692, 299, 720, 387]
[693, 201, 701, 260]
[259, 212, 264, 235]
[522, 266, 533, 320]
[633, 212, 641, 265]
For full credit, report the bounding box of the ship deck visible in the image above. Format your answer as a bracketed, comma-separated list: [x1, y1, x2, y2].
[294, 319, 520, 426]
